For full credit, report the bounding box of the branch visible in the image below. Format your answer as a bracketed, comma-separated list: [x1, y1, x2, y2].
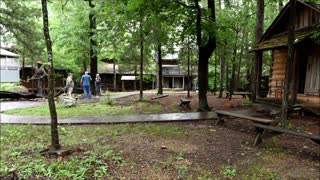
[172, 0, 196, 8]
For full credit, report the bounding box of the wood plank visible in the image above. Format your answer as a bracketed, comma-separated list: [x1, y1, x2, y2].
[151, 94, 169, 100]
[215, 110, 274, 124]
[253, 124, 320, 141]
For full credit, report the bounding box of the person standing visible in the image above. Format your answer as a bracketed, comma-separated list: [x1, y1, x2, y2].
[80, 71, 92, 99]
[30, 61, 47, 96]
[95, 74, 101, 96]
[66, 73, 74, 96]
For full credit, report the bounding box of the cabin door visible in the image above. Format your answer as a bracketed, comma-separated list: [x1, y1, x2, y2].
[304, 56, 320, 95]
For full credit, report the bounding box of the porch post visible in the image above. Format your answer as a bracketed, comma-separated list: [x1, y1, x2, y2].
[173, 77, 175, 88]
[183, 76, 185, 90]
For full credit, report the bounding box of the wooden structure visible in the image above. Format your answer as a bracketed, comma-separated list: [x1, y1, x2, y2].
[20, 65, 67, 94]
[225, 92, 252, 99]
[98, 59, 154, 91]
[0, 48, 20, 82]
[159, 54, 196, 90]
[254, 1, 320, 110]
[215, 110, 274, 126]
[253, 123, 320, 146]
[179, 98, 191, 109]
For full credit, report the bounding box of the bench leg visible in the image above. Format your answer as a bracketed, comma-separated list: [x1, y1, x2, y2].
[215, 118, 224, 126]
[253, 127, 265, 146]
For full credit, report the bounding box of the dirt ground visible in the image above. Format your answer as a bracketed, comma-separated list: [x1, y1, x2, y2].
[112, 92, 320, 179]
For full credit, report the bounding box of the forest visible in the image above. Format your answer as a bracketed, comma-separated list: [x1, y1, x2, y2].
[1, 0, 320, 179]
[1, 0, 289, 89]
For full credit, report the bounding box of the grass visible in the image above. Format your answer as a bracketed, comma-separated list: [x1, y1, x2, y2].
[0, 124, 185, 179]
[4, 101, 162, 117]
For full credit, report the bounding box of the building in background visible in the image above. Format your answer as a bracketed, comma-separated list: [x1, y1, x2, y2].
[0, 48, 20, 83]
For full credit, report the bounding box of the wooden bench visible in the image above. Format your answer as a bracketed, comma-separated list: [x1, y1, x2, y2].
[151, 94, 169, 100]
[179, 98, 191, 109]
[288, 104, 304, 116]
[253, 123, 320, 146]
[215, 110, 274, 125]
[225, 92, 252, 99]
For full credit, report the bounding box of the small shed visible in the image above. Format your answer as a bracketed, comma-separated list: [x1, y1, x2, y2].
[0, 48, 20, 82]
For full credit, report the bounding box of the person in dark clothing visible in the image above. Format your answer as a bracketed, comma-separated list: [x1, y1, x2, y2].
[95, 74, 101, 96]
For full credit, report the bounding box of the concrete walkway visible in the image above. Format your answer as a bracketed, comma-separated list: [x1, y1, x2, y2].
[0, 112, 218, 124]
[0, 91, 218, 125]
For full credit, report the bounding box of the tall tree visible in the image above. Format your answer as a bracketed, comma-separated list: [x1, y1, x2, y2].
[88, 0, 98, 82]
[252, 0, 264, 102]
[281, 0, 296, 127]
[195, 0, 217, 111]
[41, 0, 60, 150]
[157, 43, 163, 94]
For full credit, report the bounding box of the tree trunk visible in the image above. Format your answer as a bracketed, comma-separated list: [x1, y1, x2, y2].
[113, 62, 117, 91]
[195, 0, 216, 111]
[22, 49, 25, 80]
[139, 21, 144, 100]
[229, 35, 238, 100]
[236, 31, 246, 90]
[134, 66, 137, 90]
[226, 61, 229, 91]
[252, 0, 264, 102]
[213, 53, 217, 95]
[157, 43, 163, 95]
[41, 0, 60, 150]
[289, 50, 299, 105]
[219, 53, 224, 98]
[281, 0, 296, 127]
[187, 36, 191, 97]
[88, 0, 97, 85]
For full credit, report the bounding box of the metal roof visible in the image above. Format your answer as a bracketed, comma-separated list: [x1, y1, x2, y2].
[0, 48, 19, 57]
[121, 76, 136, 80]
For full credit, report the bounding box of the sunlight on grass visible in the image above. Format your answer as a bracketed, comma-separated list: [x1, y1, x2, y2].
[4, 101, 162, 117]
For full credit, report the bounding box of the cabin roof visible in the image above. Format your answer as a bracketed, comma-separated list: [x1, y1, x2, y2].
[259, 0, 320, 43]
[254, 27, 318, 51]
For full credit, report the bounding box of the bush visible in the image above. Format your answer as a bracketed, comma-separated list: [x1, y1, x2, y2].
[0, 83, 27, 92]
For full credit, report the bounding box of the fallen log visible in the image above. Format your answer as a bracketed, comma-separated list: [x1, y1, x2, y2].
[0, 91, 42, 99]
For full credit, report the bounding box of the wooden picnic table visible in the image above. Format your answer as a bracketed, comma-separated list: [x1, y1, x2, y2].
[179, 98, 191, 109]
[225, 92, 252, 99]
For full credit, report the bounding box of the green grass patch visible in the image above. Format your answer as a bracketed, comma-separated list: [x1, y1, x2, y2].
[4, 101, 162, 117]
[0, 123, 184, 178]
[241, 163, 280, 180]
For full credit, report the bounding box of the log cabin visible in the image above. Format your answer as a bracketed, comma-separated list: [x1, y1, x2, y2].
[254, 0, 320, 114]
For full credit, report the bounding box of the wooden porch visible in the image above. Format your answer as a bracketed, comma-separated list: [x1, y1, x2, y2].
[257, 94, 320, 116]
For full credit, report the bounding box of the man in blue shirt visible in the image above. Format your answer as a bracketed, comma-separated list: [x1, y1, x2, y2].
[80, 71, 92, 99]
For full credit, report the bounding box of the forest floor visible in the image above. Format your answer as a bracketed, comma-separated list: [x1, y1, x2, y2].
[1, 92, 319, 179]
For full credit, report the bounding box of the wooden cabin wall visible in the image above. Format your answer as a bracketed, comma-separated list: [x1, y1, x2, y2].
[304, 45, 320, 96]
[269, 49, 287, 97]
[295, 4, 320, 29]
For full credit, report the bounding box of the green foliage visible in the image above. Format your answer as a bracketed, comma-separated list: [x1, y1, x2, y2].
[242, 164, 280, 180]
[177, 165, 189, 179]
[242, 99, 254, 106]
[103, 94, 115, 105]
[0, 123, 186, 178]
[0, 83, 20, 91]
[222, 166, 237, 178]
[5, 101, 162, 116]
[177, 152, 185, 160]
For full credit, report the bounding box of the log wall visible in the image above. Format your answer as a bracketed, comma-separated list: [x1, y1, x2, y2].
[269, 49, 287, 98]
